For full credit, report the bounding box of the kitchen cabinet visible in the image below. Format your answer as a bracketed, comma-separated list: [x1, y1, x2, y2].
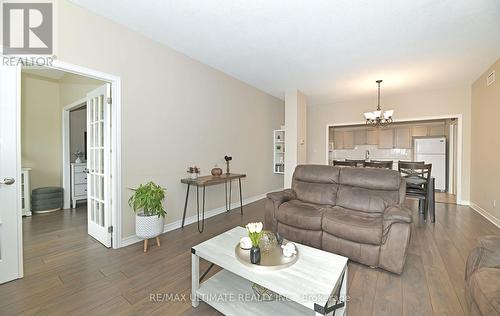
[366, 129, 378, 145]
[412, 126, 428, 137]
[354, 129, 366, 145]
[334, 131, 344, 149]
[378, 128, 394, 149]
[395, 127, 411, 149]
[343, 131, 354, 149]
[428, 124, 445, 136]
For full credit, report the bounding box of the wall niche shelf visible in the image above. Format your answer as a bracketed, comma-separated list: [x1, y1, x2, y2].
[273, 129, 285, 174]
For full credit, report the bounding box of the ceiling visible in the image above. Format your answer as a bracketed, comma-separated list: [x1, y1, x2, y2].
[70, 0, 500, 104]
[22, 67, 67, 80]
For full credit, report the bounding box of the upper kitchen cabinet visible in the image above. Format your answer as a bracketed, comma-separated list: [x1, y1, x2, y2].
[412, 126, 428, 137]
[428, 123, 445, 136]
[395, 127, 411, 149]
[354, 129, 367, 146]
[343, 131, 355, 149]
[366, 129, 378, 145]
[378, 128, 394, 149]
[334, 131, 344, 149]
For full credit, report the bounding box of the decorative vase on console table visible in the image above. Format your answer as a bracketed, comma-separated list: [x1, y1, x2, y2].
[211, 165, 223, 176]
[224, 155, 232, 174]
[187, 166, 200, 179]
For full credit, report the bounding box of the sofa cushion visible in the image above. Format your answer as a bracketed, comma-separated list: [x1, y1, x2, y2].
[277, 222, 323, 248]
[277, 200, 326, 230]
[322, 206, 383, 245]
[292, 165, 340, 205]
[339, 167, 401, 190]
[336, 185, 401, 213]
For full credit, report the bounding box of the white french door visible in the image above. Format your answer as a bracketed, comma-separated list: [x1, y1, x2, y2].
[0, 65, 23, 284]
[86, 84, 112, 247]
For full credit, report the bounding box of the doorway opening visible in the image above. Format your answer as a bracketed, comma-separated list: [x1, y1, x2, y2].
[20, 66, 118, 259]
[326, 116, 462, 205]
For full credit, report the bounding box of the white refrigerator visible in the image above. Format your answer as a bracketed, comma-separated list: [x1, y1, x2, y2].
[414, 137, 447, 191]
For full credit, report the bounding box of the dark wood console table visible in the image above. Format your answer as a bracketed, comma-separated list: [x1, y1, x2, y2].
[180, 173, 246, 233]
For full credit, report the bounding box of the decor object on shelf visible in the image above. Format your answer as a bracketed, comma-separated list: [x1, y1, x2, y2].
[281, 242, 297, 257]
[246, 222, 263, 264]
[211, 165, 223, 176]
[224, 155, 232, 174]
[128, 181, 166, 252]
[364, 80, 394, 128]
[259, 231, 278, 253]
[239, 237, 252, 250]
[73, 150, 84, 163]
[251, 283, 281, 301]
[187, 166, 200, 179]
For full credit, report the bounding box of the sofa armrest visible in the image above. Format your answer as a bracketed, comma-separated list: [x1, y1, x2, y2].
[267, 189, 296, 206]
[264, 189, 296, 231]
[383, 205, 412, 224]
[379, 205, 412, 274]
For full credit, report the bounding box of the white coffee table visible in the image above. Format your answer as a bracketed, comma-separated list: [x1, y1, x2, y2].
[191, 226, 348, 315]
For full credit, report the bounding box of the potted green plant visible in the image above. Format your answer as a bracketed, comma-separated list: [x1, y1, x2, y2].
[128, 182, 166, 251]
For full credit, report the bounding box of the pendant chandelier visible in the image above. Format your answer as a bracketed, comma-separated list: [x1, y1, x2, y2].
[364, 80, 394, 128]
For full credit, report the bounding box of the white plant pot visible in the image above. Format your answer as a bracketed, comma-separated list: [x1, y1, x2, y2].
[135, 213, 165, 239]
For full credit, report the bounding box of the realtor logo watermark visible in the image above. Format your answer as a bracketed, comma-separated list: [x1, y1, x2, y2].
[1, 0, 56, 66]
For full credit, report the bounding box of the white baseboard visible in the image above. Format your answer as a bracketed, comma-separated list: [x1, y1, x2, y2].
[469, 201, 500, 228]
[457, 200, 470, 206]
[121, 190, 274, 248]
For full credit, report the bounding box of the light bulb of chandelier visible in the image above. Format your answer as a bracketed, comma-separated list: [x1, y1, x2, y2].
[383, 110, 394, 120]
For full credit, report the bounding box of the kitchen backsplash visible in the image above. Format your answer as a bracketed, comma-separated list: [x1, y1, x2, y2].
[331, 144, 413, 161]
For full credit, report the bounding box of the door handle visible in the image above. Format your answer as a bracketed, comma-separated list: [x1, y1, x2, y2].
[83, 168, 90, 174]
[0, 177, 15, 185]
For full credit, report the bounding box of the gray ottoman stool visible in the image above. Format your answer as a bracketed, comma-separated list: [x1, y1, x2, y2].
[31, 187, 64, 213]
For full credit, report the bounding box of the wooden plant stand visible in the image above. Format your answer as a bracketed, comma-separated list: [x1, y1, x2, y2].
[143, 236, 161, 252]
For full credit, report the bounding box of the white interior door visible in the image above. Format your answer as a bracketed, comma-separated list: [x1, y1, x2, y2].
[86, 84, 112, 247]
[0, 65, 23, 283]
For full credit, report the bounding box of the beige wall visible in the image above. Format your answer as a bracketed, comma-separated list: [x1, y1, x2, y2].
[307, 86, 471, 201]
[21, 72, 103, 189]
[21, 74, 61, 189]
[59, 74, 102, 106]
[57, 0, 285, 239]
[471, 58, 500, 222]
[284, 90, 307, 188]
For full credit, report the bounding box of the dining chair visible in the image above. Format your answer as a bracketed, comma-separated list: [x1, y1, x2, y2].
[398, 161, 434, 221]
[346, 159, 365, 167]
[363, 160, 393, 169]
[333, 160, 357, 167]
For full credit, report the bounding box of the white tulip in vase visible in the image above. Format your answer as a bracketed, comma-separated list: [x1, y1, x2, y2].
[246, 222, 264, 264]
[128, 182, 166, 252]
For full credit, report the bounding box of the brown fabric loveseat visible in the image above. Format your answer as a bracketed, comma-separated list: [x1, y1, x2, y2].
[465, 235, 500, 316]
[265, 164, 412, 274]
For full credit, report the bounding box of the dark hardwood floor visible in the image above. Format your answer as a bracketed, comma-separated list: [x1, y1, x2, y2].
[0, 199, 499, 315]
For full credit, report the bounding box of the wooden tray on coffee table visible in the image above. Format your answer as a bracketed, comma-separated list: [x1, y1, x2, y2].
[234, 243, 298, 270]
